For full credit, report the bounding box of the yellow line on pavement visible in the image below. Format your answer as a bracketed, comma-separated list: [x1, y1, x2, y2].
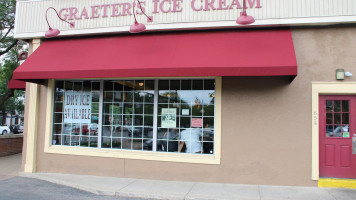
[318, 178, 356, 189]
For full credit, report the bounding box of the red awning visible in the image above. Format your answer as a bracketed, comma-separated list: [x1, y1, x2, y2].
[8, 79, 26, 90]
[13, 29, 297, 83]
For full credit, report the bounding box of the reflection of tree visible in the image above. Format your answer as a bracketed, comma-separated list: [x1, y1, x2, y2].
[203, 104, 214, 116]
[209, 92, 215, 104]
[160, 91, 215, 117]
[109, 104, 121, 114]
[92, 103, 99, 113]
[160, 91, 181, 104]
[192, 97, 202, 115]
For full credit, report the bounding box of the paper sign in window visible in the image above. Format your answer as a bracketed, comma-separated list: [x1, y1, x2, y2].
[191, 118, 203, 128]
[161, 108, 177, 128]
[63, 91, 92, 123]
[182, 109, 189, 115]
[343, 132, 350, 138]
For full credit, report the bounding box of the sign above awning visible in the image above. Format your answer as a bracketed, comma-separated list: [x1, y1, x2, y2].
[13, 29, 297, 83]
[15, 0, 356, 39]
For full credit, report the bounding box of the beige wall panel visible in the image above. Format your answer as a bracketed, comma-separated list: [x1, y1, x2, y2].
[34, 26, 356, 186]
[292, 27, 356, 83]
[220, 76, 313, 185]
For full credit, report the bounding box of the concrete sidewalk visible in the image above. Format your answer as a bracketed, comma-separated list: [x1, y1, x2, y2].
[19, 172, 356, 200]
[0, 153, 22, 181]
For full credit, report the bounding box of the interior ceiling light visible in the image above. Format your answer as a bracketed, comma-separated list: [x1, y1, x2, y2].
[236, 0, 255, 25]
[45, 7, 75, 38]
[130, 0, 153, 33]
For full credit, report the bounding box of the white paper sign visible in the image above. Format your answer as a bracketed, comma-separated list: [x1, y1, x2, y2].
[63, 91, 92, 123]
[182, 109, 189, 115]
[161, 108, 177, 128]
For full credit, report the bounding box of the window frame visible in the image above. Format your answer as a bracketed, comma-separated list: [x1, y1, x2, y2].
[44, 77, 222, 164]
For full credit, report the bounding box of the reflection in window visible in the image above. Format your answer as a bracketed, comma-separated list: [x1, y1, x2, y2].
[157, 79, 215, 154]
[102, 80, 154, 150]
[52, 80, 99, 147]
[325, 100, 349, 138]
[52, 79, 215, 155]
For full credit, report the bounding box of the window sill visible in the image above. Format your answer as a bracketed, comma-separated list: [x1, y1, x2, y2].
[44, 145, 220, 164]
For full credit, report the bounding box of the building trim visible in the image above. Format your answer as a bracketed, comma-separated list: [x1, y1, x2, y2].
[24, 39, 41, 173]
[311, 82, 356, 181]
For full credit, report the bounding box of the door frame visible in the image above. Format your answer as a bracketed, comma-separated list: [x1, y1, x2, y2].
[312, 82, 356, 180]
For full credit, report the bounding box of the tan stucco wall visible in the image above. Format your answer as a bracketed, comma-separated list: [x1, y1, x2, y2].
[27, 26, 356, 186]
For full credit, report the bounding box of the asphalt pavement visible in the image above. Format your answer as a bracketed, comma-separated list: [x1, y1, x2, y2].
[0, 176, 142, 200]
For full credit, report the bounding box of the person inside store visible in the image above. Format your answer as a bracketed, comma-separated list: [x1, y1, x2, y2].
[178, 128, 202, 153]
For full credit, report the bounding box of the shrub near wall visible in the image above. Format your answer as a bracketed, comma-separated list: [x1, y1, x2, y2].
[0, 135, 23, 157]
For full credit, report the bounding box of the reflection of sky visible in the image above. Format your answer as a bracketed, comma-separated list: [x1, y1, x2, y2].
[178, 90, 214, 104]
[56, 85, 214, 104]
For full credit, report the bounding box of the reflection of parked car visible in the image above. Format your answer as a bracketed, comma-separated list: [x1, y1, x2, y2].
[90, 124, 98, 134]
[62, 124, 99, 136]
[13, 124, 24, 134]
[0, 124, 10, 135]
[82, 124, 99, 135]
[203, 128, 214, 137]
[124, 126, 153, 138]
[63, 124, 81, 135]
[143, 130, 179, 152]
[143, 139, 164, 151]
[127, 127, 143, 137]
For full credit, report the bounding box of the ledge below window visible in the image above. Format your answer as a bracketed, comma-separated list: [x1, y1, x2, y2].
[44, 145, 220, 164]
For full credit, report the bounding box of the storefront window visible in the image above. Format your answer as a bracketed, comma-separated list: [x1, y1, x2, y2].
[157, 80, 215, 154]
[52, 79, 215, 154]
[102, 80, 154, 150]
[52, 80, 100, 147]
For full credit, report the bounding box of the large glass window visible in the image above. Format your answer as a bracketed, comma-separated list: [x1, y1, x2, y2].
[52, 80, 100, 147]
[52, 79, 215, 154]
[102, 80, 154, 150]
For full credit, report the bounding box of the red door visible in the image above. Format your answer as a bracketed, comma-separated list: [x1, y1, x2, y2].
[319, 96, 356, 178]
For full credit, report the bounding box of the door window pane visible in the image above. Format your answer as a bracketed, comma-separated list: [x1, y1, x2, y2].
[342, 100, 349, 112]
[334, 113, 341, 124]
[342, 113, 349, 124]
[334, 100, 341, 112]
